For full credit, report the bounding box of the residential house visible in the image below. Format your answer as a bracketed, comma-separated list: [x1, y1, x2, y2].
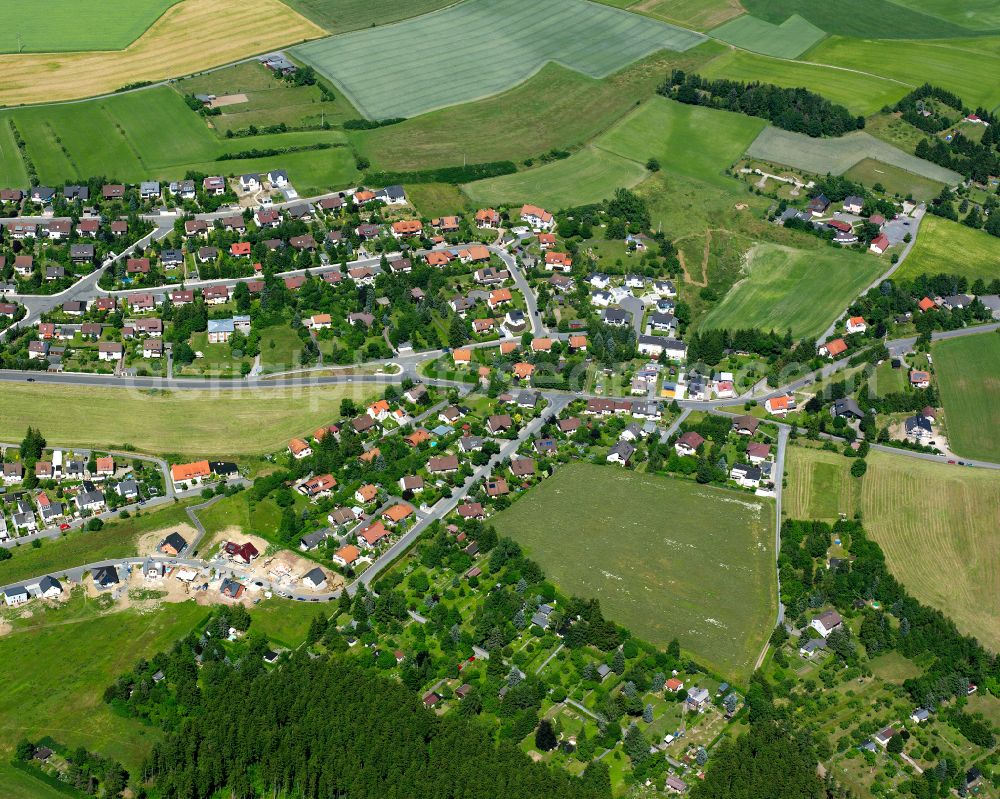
[764, 395, 795, 416]
[846, 316, 867, 334]
[675, 431, 704, 457]
[810, 610, 843, 638]
[520, 204, 554, 231]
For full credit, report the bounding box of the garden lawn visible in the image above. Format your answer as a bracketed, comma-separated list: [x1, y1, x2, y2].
[893, 215, 1000, 283]
[745, 127, 961, 184]
[0, 383, 372, 457]
[461, 147, 648, 209]
[0, 600, 210, 766]
[785, 446, 1000, 652]
[700, 242, 885, 339]
[350, 45, 723, 171]
[0, 504, 196, 588]
[932, 333, 1000, 462]
[292, 0, 704, 119]
[0, 0, 179, 53]
[491, 462, 775, 682]
[842, 158, 944, 201]
[709, 13, 826, 59]
[0, 0, 325, 106]
[700, 48, 907, 116]
[807, 36, 1000, 111]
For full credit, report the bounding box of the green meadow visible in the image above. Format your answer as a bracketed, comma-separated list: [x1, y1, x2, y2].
[700, 242, 885, 339]
[894, 215, 1000, 283]
[932, 333, 1000, 463]
[0, 87, 358, 194]
[0, 0, 179, 53]
[492, 462, 776, 682]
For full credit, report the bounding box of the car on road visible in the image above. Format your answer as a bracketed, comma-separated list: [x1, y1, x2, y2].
[26, 377, 35, 382]
[59, 523, 71, 531]
[948, 460, 956, 464]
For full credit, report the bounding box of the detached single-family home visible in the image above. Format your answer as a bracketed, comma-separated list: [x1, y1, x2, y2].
[869, 234, 890, 255]
[302, 567, 327, 590]
[606, 440, 635, 466]
[846, 316, 867, 334]
[764, 395, 796, 416]
[520, 204, 554, 231]
[674, 431, 704, 457]
[810, 610, 843, 638]
[819, 338, 848, 358]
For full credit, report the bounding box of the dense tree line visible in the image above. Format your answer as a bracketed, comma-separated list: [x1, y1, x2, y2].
[892, 84, 969, 134]
[659, 71, 862, 137]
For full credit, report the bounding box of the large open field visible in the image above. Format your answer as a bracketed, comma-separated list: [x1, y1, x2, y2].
[699, 49, 908, 116]
[745, 127, 962, 184]
[932, 333, 1000, 463]
[0, 0, 325, 107]
[1, 0, 180, 53]
[462, 147, 648, 209]
[739, 0, 990, 38]
[281, 0, 457, 33]
[709, 13, 826, 58]
[0, 87, 358, 193]
[292, 0, 704, 120]
[351, 44, 723, 171]
[892, 0, 1000, 30]
[0, 383, 373, 457]
[786, 445, 1000, 652]
[700, 242, 886, 339]
[492, 462, 775, 681]
[893, 215, 1000, 283]
[0, 599, 211, 766]
[807, 37, 1000, 111]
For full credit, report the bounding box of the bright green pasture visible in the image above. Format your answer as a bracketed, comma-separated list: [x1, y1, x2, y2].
[701, 242, 885, 339]
[0, 0, 179, 53]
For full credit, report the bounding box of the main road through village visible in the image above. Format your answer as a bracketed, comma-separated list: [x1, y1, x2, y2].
[1, 195, 997, 661]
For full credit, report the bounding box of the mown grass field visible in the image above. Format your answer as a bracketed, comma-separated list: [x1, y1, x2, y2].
[293, 0, 704, 119]
[894, 215, 1000, 283]
[0, 121, 28, 187]
[700, 242, 885, 339]
[709, 13, 826, 58]
[351, 44, 722, 171]
[0, 598, 211, 766]
[699, 48, 907, 116]
[843, 158, 944, 201]
[739, 0, 988, 38]
[0, 383, 372, 457]
[0, 87, 358, 193]
[492, 462, 775, 682]
[932, 333, 1000, 462]
[462, 147, 648, 209]
[0, 0, 178, 53]
[807, 36, 1000, 111]
[892, 0, 1000, 30]
[0, 504, 197, 588]
[0, 0, 325, 106]
[745, 127, 961, 184]
[0, 762, 71, 799]
[786, 445, 1000, 652]
[281, 0, 457, 33]
[596, 97, 766, 191]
